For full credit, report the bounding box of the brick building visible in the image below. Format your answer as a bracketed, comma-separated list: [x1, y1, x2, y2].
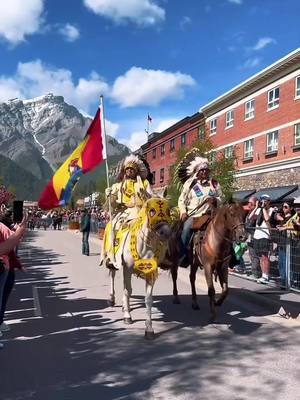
[201, 48, 300, 198]
[140, 112, 205, 189]
[139, 48, 300, 200]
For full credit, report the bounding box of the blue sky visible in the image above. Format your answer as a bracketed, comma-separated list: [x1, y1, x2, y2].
[0, 0, 299, 150]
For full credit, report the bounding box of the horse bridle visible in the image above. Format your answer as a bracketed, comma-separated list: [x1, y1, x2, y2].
[210, 220, 245, 244]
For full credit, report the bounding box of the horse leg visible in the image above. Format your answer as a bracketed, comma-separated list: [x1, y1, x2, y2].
[190, 262, 200, 310]
[204, 265, 216, 322]
[122, 267, 133, 324]
[215, 266, 229, 307]
[107, 269, 116, 306]
[171, 265, 180, 304]
[145, 280, 155, 339]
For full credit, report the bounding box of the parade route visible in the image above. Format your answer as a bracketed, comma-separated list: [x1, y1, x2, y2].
[2, 230, 300, 400]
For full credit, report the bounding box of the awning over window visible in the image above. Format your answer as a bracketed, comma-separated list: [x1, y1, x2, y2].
[281, 187, 300, 202]
[233, 189, 256, 201]
[255, 185, 298, 202]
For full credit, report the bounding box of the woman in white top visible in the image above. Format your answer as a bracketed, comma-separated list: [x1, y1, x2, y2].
[250, 194, 274, 284]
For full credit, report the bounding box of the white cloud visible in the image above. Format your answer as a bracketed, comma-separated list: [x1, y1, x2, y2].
[0, 60, 109, 112]
[0, 0, 44, 44]
[120, 130, 148, 151]
[83, 0, 165, 26]
[111, 67, 196, 108]
[59, 23, 80, 42]
[252, 37, 276, 51]
[243, 57, 261, 68]
[105, 120, 120, 138]
[155, 118, 180, 132]
[180, 16, 191, 30]
[228, 0, 243, 4]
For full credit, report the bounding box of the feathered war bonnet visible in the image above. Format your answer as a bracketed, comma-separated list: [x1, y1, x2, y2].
[115, 154, 154, 184]
[175, 148, 210, 185]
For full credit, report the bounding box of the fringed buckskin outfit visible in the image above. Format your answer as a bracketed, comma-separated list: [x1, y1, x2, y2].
[176, 152, 223, 267]
[100, 155, 153, 270]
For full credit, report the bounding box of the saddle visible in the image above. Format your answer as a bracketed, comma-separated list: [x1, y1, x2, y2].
[191, 214, 211, 231]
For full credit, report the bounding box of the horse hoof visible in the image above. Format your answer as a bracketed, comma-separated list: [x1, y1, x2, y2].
[107, 299, 115, 307]
[124, 317, 133, 325]
[192, 303, 200, 310]
[144, 330, 155, 340]
[173, 297, 180, 304]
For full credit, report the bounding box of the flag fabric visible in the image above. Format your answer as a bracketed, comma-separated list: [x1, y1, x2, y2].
[147, 114, 152, 122]
[38, 108, 106, 210]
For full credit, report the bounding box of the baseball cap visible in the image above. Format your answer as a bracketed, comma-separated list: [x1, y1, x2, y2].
[260, 194, 271, 201]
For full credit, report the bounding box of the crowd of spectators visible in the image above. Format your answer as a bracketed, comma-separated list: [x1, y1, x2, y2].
[25, 207, 109, 233]
[231, 195, 300, 289]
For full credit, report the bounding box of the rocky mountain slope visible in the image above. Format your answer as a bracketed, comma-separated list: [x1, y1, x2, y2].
[0, 94, 130, 200]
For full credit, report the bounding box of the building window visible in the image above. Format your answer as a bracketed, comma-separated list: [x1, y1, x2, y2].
[208, 151, 216, 162]
[152, 171, 156, 184]
[245, 99, 255, 120]
[160, 144, 165, 156]
[295, 124, 300, 146]
[244, 139, 254, 159]
[152, 148, 156, 159]
[198, 125, 205, 140]
[170, 138, 175, 152]
[296, 76, 300, 98]
[160, 168, 164, 183]
[210, 118, 217, 135]
[266, 130, 279, 153]
[268, 87, 280, 110]
[226, 110, 234, 128]
[224, 145, 234, 159]
[181, 133, 186, 146]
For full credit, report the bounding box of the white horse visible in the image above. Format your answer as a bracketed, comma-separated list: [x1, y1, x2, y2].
[107, 198, 172, 339]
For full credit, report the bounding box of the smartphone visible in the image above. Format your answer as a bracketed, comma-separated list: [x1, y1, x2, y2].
[13, 200, 24, 223]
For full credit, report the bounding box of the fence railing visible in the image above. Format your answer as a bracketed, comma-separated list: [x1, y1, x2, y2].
[237, 227, 300, 293]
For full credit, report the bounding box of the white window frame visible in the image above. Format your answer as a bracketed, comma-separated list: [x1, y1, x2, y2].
[160, 144, 165, 156]
[152, 148, 156, 159]
[181, 133, 186, 146]
[210, 118, 217, 135]
[152, 171, 156, 184]
[245, 99, 255, 120]
[268, 87, 280, 110]
[224, 146, 233, 159]
[225, 110, 234, 128]
[170, 138, 175, 152]
[244, 139, 254, 159]
[295, 124, 300, 146]
[296, 76, 300, 98]
[160, 168, 164, 183]
[266, 130, 279, 153]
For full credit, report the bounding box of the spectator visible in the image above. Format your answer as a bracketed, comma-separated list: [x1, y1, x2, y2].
[244, 196, 261, 278]
[275, 202, 295, 288]
[252, 194, 275, 284]
[0, 218, 26, 346]
[80, 209, 91, 256]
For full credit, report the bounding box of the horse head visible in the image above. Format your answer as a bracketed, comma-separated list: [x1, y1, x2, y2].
[145, 198, 172, 241]
[224, 202, 247, 244]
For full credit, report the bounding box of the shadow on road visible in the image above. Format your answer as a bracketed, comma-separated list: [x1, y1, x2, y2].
[2, 232, 298, 400]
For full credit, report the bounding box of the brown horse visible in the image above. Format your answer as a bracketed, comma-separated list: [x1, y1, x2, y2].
[169, 202, 247, 321]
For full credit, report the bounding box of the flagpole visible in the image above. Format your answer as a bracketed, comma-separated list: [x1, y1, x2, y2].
[146, 113, 150, 136]
[100, 95, 114, 260]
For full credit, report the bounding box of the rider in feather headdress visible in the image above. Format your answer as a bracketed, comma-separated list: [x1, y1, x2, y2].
[100, 154, 153, 270]
[176, 148, 223, 267]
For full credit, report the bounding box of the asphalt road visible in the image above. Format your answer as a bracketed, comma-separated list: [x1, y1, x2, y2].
[1, 229, 300, 400]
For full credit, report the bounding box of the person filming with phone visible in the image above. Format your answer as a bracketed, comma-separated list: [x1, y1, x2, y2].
[250, 194, 275, 284]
